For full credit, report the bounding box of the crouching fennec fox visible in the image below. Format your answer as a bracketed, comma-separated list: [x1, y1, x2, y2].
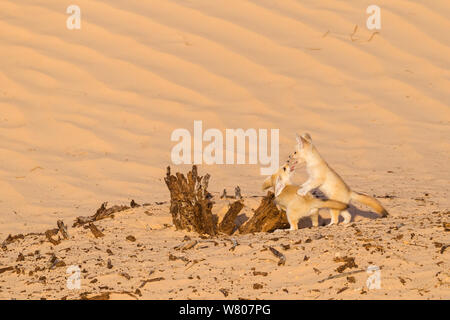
[262, 163, 348, 230]
[289, 133, 389, 225]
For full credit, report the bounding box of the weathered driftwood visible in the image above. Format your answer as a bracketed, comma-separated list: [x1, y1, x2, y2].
[165, 167, 288, 236]
[57, 220, 69, 239]
[174, 240, 198, 251]
[220, 189, 228, 199]
[220, 186, 242, 200]
[45, 228, 61, 245]
[229, 238, 239, 251]
[265, 245, 286, 266]
[88, 223, 104, 238]
[218, 201, 244, 235]
[73, 202, 130, 227]
[234, 186, 242, 199]
[164, 166, 217, 236]
[239, 192, 289, 234]
[0, 266, 14, 274]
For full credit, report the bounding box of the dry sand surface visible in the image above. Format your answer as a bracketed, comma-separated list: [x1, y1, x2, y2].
[0, 199, 449, 300]
[0, 0, 449, 299]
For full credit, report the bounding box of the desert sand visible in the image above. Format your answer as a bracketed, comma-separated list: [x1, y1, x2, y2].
[0, 0, 449, 299]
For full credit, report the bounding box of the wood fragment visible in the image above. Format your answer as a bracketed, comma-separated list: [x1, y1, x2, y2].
[0, 266, 14, 274]
[219, 288, 229, 297]
[183, 240, 198, 250]
[45, 228, 61, 245]
[229, 238, 239, 252]
[219, 201, 244, 235]
[73, 202, 129, 227]
[169, 253, 190, 263]
[186, 259, 204, 270]
[88, 223, 104, 238]
[220, 189, 227, 199]
[240, 192, 289, 234]
[264, 245, 286, 266]
[120, 273, 131, 280]
[165, 168, 293, 236]
[334, 256, 358, 273]
[1, 234, 25, 250]
[49, 254, 66, 269]
[139, 277, 165, 288]
[164, 165, 216, 236]
[318, 269, 366, 283]
[235, 186, 242, 199]
[126, 235, 136, 242]
[175, 240, 198, 251]
[57, 220, 69, 239]
[253, 283, 263, 289]
[80, 292, 110, 300]
[130, 200, 140, 208]
[443, 222, 450, 232]
[337, 287, 348, 294]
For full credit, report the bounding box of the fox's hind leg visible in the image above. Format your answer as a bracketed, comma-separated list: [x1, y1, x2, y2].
[341, 210, 351, 224]
[328, 209, 340, 226]
[310, 209, 319, 227]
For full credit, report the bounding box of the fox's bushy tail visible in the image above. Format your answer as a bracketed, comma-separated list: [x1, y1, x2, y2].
[350, 191, 389, 217]
[316, 199, 348, 211]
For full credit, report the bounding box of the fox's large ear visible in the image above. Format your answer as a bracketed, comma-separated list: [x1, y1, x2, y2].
[302, 133, 312, 143]
[262, 175, 273, 191]
[295, 133, 302, 145]
[274, 176, 285, 197]
[296, 133, 310, 149]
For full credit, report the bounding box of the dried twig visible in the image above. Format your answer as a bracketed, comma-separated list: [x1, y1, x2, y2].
[139, 277, 165, 288]
[45, 228, 60, 245]
[73, 202, 129, 227]
[88, 223, 104, 238]
[229, 238, 239, 252]
[0, 266, 14, 274]
[264, 245, 286, 266]
[175, 240, 198, 251]
[57, 220, 69, 239]
[235, 186, 242, 199]
[318, 269, 366, 283]
[367, 31, 379, 42]
[350, 25, 358, 42]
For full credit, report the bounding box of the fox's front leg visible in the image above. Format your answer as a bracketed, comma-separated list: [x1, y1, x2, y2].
[297, 178, 321, 196]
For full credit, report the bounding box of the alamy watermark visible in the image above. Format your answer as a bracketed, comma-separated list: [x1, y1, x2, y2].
[66, 5, 81, 30]
[366, 265, 381, 290]
[66, 265, 81, 290]
[366, 5, 381, 30]
[64, 5, 381, 33]
[171, 121, 279, 175]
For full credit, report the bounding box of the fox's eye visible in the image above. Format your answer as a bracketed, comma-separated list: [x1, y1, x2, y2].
[283, 167, 286, 171]
[294, 152, 297, 154]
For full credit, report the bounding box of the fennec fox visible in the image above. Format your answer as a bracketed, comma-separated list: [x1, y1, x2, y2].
[289, 133, 389, 225]
[262, 163, 348, 230]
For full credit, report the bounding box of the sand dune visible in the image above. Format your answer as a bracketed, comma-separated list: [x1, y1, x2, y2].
[0, 0, 448, 299]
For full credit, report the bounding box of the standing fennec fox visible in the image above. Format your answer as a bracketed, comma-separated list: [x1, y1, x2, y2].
[262, 163, 348, 230]
[289, 133, 389, 225]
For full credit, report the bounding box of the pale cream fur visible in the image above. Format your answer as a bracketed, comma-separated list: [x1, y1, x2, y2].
[289, 133, 389, 225]
[262, 163, 348, 230]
